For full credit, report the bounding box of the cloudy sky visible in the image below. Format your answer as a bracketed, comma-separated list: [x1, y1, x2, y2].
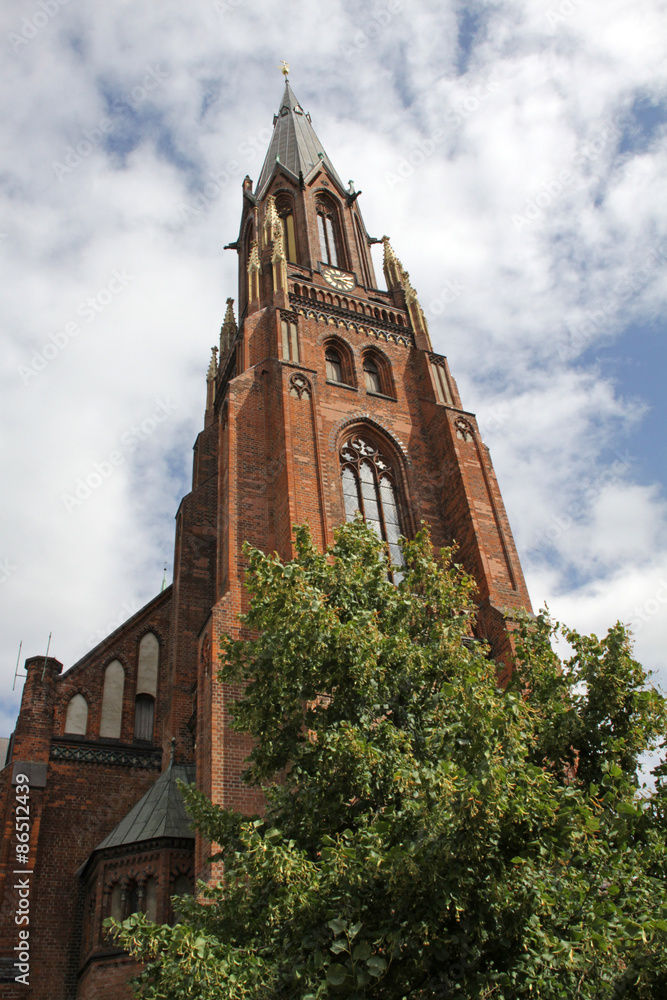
[1, 0, 666, 742]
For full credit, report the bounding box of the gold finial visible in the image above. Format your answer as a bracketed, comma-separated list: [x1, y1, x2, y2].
[279, 61, 289, 79]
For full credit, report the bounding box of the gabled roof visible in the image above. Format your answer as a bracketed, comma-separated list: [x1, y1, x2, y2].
[256, 82, 346, 197]
[93, 761, 195, 851]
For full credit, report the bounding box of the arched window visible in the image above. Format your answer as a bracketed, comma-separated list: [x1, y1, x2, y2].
[316, 198, 342, 267]
[362, 352, 394, 397]
[64, 693, 88, 736]
[99, 659, 124, 739]
[363, 356, 382, 394]
[134, 694, 155, 742]
[431, 359, 453, 405]
[281, 317, 299, 362]
[137, 632, 159, 698]
[339, 433, 405, 577]
[325, 347, 343, 383]
[324, 339, 355, 386]
[276, 196, 297, 263]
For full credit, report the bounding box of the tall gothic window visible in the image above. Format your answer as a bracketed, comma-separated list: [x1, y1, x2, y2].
[316, 199, 340, 267]
[281, 317, 299, 362]
[339, 434, 405, 577]
[276, 196, 297, 263]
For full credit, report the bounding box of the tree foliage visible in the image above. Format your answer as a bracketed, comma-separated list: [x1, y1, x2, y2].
[108, 520, 667, 999]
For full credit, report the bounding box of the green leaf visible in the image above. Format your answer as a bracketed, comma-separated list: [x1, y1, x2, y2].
[353, 941, 371, 961]
[326, 963, 347, 986]
[328, 918, 348, 936]
[366, 955, 387, 977]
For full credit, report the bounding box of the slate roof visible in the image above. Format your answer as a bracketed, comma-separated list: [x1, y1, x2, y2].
[256, 82, 346, 197]
[93, 762, 195, 851]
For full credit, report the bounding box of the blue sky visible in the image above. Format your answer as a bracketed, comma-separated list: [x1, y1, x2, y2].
[0, 0, 666, 746]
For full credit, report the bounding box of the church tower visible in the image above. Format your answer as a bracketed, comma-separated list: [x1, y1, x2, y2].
[190, 76, 532, 871]
[0, 80, 531, 999]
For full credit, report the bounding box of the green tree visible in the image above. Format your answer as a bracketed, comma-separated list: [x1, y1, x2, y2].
[108, 520, 667, 999]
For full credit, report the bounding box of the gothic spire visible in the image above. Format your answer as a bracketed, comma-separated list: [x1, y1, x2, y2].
[255, 82, 345, 197]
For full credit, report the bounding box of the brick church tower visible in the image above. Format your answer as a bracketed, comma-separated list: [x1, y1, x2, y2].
[0, 81, 531, 999]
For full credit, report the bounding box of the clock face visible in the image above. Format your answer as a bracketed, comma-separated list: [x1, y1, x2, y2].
[322, 266, 356, 291]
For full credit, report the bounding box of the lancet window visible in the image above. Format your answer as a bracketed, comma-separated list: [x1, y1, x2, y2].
[276, 195, 297, 263]
[316, 198, 341, 267]
[339, 434, 405, 577]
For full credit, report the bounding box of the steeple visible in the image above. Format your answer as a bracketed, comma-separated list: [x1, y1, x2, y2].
[255, 82, 346, 197]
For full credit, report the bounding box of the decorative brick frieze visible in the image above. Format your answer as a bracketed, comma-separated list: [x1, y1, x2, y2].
[50, 739, 162, 769]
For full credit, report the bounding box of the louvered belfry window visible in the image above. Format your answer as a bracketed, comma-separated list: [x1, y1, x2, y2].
[340, 434, 404, 576]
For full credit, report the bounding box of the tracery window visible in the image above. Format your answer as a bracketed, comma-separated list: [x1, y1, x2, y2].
[339, 434, 405, 577]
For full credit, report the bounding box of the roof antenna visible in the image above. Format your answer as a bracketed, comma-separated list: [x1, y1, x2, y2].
[12, 641, 25, 691]
[41, 632, 52, 681]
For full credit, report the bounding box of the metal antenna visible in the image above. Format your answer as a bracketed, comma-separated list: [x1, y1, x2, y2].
[40, 632, 52, 681]
[12, 641, 24, 691]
